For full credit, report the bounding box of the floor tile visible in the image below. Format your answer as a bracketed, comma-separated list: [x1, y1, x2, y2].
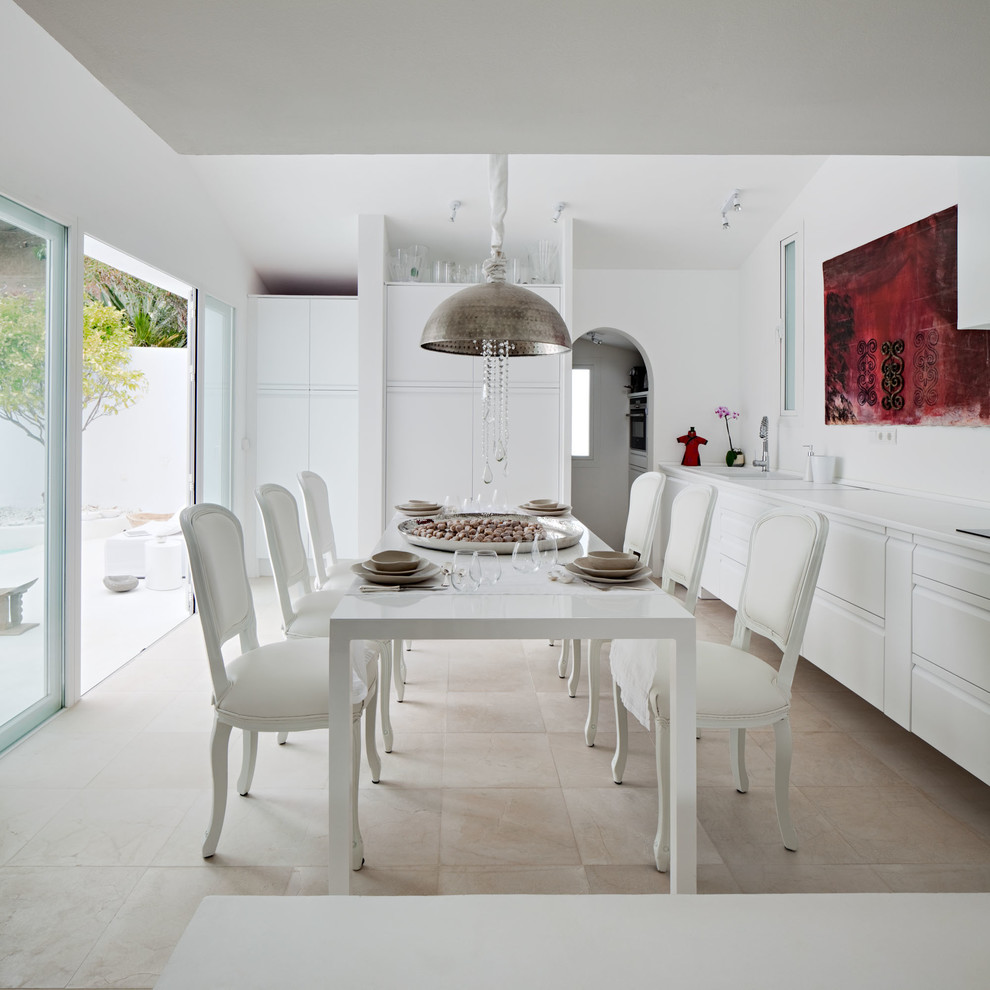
[440, 788, 580, 866]
[439, 865, 590, 895]
[445, 691, 545, 733]
[442, 732, 558, 788]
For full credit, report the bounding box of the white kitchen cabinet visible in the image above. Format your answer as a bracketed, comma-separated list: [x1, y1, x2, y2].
[658, 463, 990, 786]
[384, 283, 564, 518]
[385, 387, 475, 509]
[911, 541, 990, 781]
[252, 295, 360, 566]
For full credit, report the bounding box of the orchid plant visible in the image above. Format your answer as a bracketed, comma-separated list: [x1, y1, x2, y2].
[715, 406, 742, 465]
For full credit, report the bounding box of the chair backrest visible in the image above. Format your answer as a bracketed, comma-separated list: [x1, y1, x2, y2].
[623, 471, 666, 562]
[255, 483, 313, 632]
[297, 470, 337, 588]
[734, 507, 829, 694]
[660, 483, 717, 615]
[179, 503, 260, 697]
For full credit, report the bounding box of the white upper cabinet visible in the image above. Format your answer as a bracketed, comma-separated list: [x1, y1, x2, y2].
[957, 158, 990, 330]
[386, 284, 473, 385]
[310, 298, 358, 387]
[256, 297, 311, 387]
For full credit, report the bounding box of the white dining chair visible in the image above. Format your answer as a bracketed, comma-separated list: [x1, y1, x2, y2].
[255, 482, 396, 754]
[558, 470, 666, 715]
[180, 502, 379, 868]
[613, 506, 828, 872]
[297, 469, 356, 592]
[610, 483, 717, 774]
[298, 469, 412, 701]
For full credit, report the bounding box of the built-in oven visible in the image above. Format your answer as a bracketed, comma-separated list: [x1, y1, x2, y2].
[629, 395, 647, 451]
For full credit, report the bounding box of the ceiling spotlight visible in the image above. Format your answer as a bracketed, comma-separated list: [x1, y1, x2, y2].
[449, 200, 461, 223]
[551, 202, 566, 223]
[721, 212, 731, 231]
[588, 332, 604, 345]
[720, 189, 741, 229]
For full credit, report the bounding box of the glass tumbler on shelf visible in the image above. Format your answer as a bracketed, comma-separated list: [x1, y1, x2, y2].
[529, 240, 558, 283]
[451, 550, 481, 593]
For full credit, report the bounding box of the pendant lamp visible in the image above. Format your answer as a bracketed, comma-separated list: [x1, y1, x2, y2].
[420, 155, 571, 485]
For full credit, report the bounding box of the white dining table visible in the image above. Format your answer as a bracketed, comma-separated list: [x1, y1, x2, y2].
[327, 514, 698, 894]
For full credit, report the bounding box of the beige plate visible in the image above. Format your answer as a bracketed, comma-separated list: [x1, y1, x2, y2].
[564, 561, 653, 584]
[351, 560, 443, 585]
[572, 558, 642, 579]
[520, 503, 571, 516]
[396, 504, 442, 516]
[399, 513, 584, 554]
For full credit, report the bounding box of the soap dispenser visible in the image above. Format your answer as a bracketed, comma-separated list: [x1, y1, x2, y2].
[802, 444, 815, 481]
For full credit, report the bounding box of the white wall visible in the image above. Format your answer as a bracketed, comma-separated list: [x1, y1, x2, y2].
[572, 270, 742, 467]
[737, 156, 988, 502]
[81, 348, 189, 512]
[0, 0, 261, 521]
[570, 338, 641, 549]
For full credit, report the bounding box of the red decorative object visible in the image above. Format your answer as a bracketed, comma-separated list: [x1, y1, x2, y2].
[823, 206, 990, 426]
[677, 428, 708, 466]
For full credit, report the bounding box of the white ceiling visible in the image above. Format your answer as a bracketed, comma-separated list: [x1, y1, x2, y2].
[15, 0, 990, 293]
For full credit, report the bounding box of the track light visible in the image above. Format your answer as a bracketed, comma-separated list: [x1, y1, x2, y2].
[551, 202, 566, 223]
[588, 332, 604, 345]
[448, 200, 461, 223]
[720, 189, 741, 229]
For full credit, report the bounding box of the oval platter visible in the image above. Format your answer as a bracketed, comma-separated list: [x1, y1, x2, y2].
[398, 512, 584, 554]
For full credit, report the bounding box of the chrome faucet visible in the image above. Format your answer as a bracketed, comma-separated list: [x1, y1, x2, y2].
[753, 416, 770, 471]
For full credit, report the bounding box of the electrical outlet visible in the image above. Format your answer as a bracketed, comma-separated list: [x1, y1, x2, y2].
[870, 428, 898, 444]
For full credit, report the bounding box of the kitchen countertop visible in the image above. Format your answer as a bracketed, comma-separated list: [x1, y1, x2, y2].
[659, 463, 990, 555]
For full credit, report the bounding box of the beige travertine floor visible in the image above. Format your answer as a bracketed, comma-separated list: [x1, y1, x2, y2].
[2, 581, 989, 988]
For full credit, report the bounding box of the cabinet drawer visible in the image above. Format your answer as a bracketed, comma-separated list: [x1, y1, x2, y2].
[718, 556, 744, 610]
[912, 666, 990, 785]
[802, 593, 885, 710]
[719, 510, 755, 565]
[913, 584, 990, 694]
[816, 520, 885, 617]
[915, 545, 990, 600]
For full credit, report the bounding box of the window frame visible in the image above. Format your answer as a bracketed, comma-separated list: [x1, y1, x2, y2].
[570, 364, 593, 460]
[779, 228, 803, 418]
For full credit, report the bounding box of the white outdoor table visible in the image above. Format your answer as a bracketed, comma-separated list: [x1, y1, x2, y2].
[327, 515, 698, 894]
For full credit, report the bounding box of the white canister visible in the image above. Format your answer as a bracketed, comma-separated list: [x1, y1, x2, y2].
[810, 455, 837, 484]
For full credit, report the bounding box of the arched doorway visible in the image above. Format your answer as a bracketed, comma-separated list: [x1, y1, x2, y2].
[570, 328, 651, 551]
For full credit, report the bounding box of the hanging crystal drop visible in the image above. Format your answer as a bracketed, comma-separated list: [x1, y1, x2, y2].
[481, 339, 494, 485]
[495, 339, 510, 470]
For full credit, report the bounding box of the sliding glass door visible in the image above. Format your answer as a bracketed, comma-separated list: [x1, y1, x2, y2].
[0, 196, 67, 750]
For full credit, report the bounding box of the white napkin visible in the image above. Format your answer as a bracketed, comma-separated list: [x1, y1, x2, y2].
[608, 638, 673, 730]
[350, 640, 379, 705]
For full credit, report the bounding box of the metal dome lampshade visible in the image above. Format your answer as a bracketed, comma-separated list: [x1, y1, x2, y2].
[420, 281, 571, 356]
[419, 155, 571, 486]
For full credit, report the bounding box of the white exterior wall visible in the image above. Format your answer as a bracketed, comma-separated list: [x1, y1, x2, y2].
[81, 347, 189, 513]
[738, 155, 988, 502]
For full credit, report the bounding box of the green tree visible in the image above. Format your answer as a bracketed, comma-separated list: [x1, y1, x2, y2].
[0, 293, 146, 445]
[84, 258, 187, 348]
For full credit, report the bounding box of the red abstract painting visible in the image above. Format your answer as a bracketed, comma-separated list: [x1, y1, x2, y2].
[823, 206, 990, 426]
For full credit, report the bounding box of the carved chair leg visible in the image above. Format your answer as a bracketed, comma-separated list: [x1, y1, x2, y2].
[237, 728, 258, 796]
[351, 710, 364, 871]
[392, 638, 405, 703]
[567, 639, 583, 698]
[773, 718, 798, 851]
[611, 680, 628, 783]
[365, 664, 381, 784]
[378, 641, 394, 754]
[653, 708, 671, 873]
[203, 719, 232, 858]
[730, 727, 749, 793]
[585, 639, 606, 746]
[557, 639, 570, 678]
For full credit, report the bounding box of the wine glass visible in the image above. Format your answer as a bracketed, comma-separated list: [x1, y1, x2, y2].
[451, 550, 481, 592]
[536, 534, 559, 570]
[511, 540, 540, 574]
[476, 549, 501, 586]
